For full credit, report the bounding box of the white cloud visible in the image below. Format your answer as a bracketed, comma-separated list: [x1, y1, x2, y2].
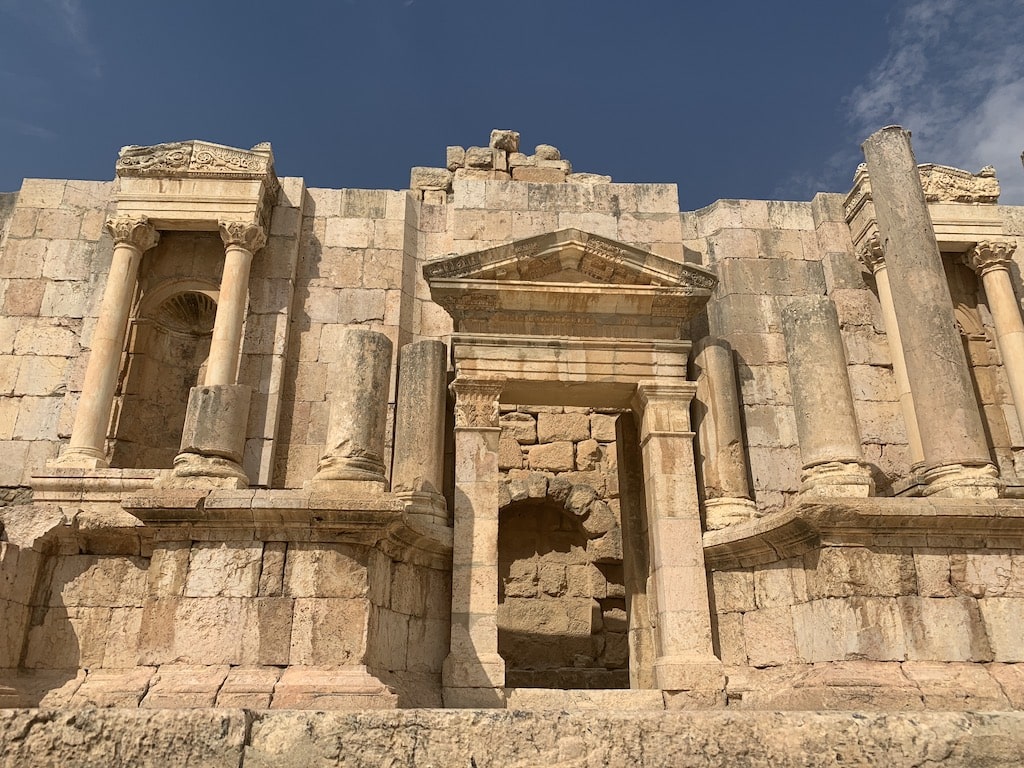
[849, 0, 1024, 203]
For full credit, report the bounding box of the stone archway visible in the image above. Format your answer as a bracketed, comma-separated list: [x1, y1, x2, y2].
[496, 474, 627, 689]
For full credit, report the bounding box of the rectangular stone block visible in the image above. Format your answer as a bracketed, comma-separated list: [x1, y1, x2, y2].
[184, 541, 264, 598]
[141, 665, 230, 708]
[290, 598, 369, 665]
[283, 543, 368, 598]
[898, 596, 992, 662]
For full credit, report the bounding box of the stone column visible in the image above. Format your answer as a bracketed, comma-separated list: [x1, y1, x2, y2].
[966, 240, 1024, 437]
[781, 295, 874, 497]
[691, 338, 757, 529]
[171, 222, 265, 487]
[442, 377, 505, 708]
[206, 221, 265, 386]
[392, 340, 449, 527]
[858, 235, 925, 467]
[312, 328, 393, 492]
[56, 217, 159, 468]
[862, 126, 1000, 497]
[631, 381, 723, 701]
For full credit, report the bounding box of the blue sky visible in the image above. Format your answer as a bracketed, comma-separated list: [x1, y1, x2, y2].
[1, 0, 1022, 210]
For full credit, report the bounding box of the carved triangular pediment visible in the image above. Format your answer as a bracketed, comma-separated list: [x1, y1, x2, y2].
[424, 230, 717, 339]
[423, 229, 716, 289]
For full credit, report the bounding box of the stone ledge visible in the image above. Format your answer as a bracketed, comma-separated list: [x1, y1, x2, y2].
[704, 498, 1024, 569]
[2, 708, 1024, 767]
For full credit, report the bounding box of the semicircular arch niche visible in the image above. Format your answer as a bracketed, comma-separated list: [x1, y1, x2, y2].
[497, 472, 628, 690]
[109, 280, 219, 469]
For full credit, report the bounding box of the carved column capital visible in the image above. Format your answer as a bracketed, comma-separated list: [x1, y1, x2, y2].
[450, 377, 504, 428]
[104, 216, 160, 252]
[218, 221, 267, 252]
[857, 232, 885, 273]
[966, 240, 1018, 276]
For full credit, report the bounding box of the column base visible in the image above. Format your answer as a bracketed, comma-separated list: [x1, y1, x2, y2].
[703, 497, 757, 530]
[921, 463, 1002, 498]
[312, 456, 389, 491]
[653, 655, 725, 694]
[309, 478, 389, 495]
[800, 460, 874, 498]
[168, 452, 249, 489]
[50, 447, 109, 470]
[397, 490, 449, 527]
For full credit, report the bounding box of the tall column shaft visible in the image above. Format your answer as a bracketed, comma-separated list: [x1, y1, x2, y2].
[58, 217, 159, 468]
[313, 328, 393, 489]
[631, 381, 723, 697]
[392, 340, 449, 526]
[691, 338, 757, 529]
[782, 295, 873, 496]
[969, 241, 1024, 438]
[206, 222, 265, 386]
[862, 126, 998, 497]
[443, 378, 505, 708]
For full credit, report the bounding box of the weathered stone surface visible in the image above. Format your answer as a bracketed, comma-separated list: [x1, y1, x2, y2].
[500, 411, 537, 444]
[410, 166, 452, 190]
[528, 441, 575, 472]
[489, 130, 520, 152]
[534, 144, 561, 160]
[537, 412, 590, 443]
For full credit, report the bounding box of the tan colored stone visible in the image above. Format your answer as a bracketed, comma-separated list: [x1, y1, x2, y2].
[537, 412, 590, 442]
[512, 166, 567, 183]
[283, 543, 368, 598]
[184, 541, 263, 598]
[500, 411, 537, 444]
[528, 441, 575, 472]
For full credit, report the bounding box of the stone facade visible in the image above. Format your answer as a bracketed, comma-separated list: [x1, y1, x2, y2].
[2, 127, 1024, 760]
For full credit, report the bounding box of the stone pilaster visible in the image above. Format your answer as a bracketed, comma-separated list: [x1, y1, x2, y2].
[55, 216, 159, 468]
[392, 340, 449, 527]
[631, 381, 723, 699]
[858, 234, 925, 468]
[862, 126, 1000, 498]
[691, 338, 757, 529]
[442, 377, 505, 708]
[966, 240, 1024, 438]
[313, 328, 393, 492]
[782, 295, 874, 497]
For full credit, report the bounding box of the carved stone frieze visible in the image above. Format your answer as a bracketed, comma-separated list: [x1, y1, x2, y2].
[450, 378, 504, 428]
[218, 221, 267, 253]
[117, 140, 276, 183]
[104, 216, 160, 252]
[965, 239, 1018, 275]
[918, 164, 1000, 203]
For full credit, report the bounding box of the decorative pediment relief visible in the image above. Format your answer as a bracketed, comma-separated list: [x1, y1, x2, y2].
[424, 229, 716, 340]
[117, 140, 277, 183]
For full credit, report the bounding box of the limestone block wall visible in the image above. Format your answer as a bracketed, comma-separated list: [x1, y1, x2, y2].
[496, 406, 628, 688]
[711, 545, 1024, 671]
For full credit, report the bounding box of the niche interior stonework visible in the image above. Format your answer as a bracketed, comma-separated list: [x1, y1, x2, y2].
[2, 128, 1024, 764]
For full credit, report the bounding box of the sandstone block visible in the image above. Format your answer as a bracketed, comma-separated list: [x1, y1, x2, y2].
[465, 147, 494, 169]
[590, 413, 618, 442]
[290, 598, 368, 665]
[512, 166, 567, 183]
[978, 598, 1024, 661]
[568, 173, 612, 185]
[500, 411, 537, 444]
[184, 541, 264, 598]
[142, 665, 230, 708]
[508, 152, 534, 167]
[216, 665, 282, 708]
[537, 412, 590, 442]
[576, 439, 601, 471]
[808, 547, 917, 598]
[742, 606, 798, 666]
[489, 130, 520, 152]
[534, 144, 561, 160]
[446, 146, 465, 171]
[528, 441, 575, 472]
[69, 667, 155, 708]
[898, 596, 992, 661]
[410, 166, 453, 191]
[498, 434, 523, 470]
[283, 543, 368, 598]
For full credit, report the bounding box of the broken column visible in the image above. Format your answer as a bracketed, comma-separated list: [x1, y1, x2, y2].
[631, 381, 723, 701]
[391, 340, 449, 526]
[862, 126, 1000, 497]
[56, 216, 159, 468]
[443, 377, 505, 708]
[858, 235, 925, 468]
[966, 240, 1024, 438]
[172, 222, 266, 487]
[312, 328, 393, 492]
[781, 295, 874, 497]
[691, 338, 757, 529]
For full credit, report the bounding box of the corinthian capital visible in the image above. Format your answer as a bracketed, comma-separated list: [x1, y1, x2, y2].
[857, 232, 885, 274]
[104, 216, 160, 252]
[450, 377, 504, 428]
[218, 221, 267, 252]
[966, 240, 1018, 275]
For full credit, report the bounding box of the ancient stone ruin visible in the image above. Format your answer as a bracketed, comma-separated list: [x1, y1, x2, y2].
[1, 127, 1024, 764]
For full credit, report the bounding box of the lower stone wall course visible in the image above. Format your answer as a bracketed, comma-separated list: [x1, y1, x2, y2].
[3, 708, 1024, 767]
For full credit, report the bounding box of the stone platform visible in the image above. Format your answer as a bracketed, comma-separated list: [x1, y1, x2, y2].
[1, 708, 1023, 767]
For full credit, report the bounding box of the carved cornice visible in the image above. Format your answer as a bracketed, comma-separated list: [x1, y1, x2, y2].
[857, 232, 885, 273]
[845, 162, 1000, 224]
[450, 378, 504, 428]
[116, 140, 276, 184]
[218, 221, 267, 253]
[965, 240, 1018, 276]
[104, 216, 160, 252]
